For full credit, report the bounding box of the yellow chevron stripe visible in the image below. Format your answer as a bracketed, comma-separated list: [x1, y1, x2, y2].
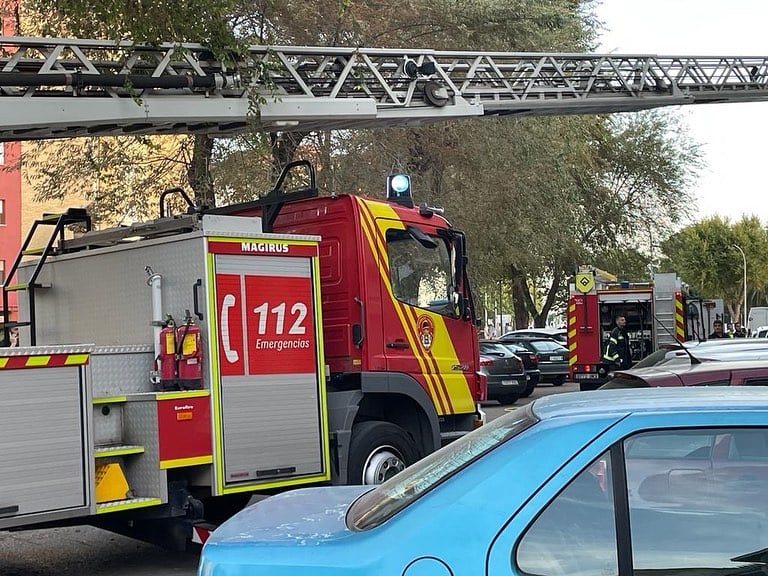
[356, 200, 445, 411]
[26, 356, 51, 367]
[64, 354, 89, 365]
[0, 358, 7, 368]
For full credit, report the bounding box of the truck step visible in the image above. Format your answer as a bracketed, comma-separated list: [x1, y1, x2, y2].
[95, 497, 163, 514]
[94, 444, 145, 457]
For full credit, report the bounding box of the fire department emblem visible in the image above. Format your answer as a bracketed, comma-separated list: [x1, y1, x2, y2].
[417, 315, 435, 350]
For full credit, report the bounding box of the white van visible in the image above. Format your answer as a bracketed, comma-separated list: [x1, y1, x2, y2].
[748, 307, 768, 335]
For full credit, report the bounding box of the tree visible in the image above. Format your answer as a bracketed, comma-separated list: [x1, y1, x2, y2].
[661, 216, 768, 323]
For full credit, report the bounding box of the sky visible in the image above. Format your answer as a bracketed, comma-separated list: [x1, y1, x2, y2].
[595, 0, 768, 223]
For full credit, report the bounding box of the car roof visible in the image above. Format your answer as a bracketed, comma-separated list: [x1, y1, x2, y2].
[503, 328, 565, 336]
[613, 358, 768, 383]
[681, 338, 768, 348]
[532, 387, 768, 420]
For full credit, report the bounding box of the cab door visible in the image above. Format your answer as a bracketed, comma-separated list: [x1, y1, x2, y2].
[377, 219, 477, 417]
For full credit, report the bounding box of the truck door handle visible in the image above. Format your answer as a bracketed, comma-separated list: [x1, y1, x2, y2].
[387, 340, 410, 349]
[0, 504, 19, 517]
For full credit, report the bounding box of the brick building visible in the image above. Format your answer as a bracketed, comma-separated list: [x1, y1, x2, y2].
[0, 3, 21, 323]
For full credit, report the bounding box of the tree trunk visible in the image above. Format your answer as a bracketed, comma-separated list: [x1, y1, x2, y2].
[269, 131, 310, 180]
[510, 268, 530, 329]
[187, 134, 216, 208]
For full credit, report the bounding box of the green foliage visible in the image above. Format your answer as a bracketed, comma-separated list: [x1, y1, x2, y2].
[16, 0, 704, 329]
[661, 216, 768, 321]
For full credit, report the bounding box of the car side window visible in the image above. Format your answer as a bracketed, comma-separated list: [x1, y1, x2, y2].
[743, 378, 768, 386]
[625, 428, 768, 573]
[516, 451, 617, 576]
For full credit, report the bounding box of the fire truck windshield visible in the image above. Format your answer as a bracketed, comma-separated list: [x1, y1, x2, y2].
[386, 228, 456, 317]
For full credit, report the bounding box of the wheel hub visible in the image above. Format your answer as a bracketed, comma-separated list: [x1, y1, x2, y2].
[362, 447, 406, 484]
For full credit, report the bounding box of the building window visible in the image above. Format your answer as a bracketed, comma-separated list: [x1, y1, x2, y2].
[0, 199, 5, 225]
[0, 259, 4, 284]
[0, 142, 4, 165]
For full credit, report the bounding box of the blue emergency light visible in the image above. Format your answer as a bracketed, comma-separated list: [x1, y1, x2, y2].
[386, 173, 413, 207]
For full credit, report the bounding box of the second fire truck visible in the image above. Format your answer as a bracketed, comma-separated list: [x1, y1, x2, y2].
[567, 266, 724, 390]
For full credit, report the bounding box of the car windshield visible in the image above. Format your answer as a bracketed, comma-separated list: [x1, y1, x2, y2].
[632, 347, 681, 369]
[347, 407, 537, 531]
[529, 340, 567, 353]
[480, 342, 511, 355]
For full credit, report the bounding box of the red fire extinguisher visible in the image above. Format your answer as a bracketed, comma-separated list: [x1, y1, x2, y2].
[176, 311, 203, 390]
[157, 316, 178, 391]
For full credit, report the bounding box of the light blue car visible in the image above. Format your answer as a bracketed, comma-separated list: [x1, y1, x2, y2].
[199, 388, 768, 576]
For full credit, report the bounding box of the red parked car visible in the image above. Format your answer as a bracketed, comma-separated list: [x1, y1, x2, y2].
[600, 359, 768, 389]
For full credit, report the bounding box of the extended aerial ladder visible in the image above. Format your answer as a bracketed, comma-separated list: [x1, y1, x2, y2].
[2, 36, 768, 140]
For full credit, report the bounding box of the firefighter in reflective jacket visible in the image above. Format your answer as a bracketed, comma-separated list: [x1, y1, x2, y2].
[603, 315, 632, 370]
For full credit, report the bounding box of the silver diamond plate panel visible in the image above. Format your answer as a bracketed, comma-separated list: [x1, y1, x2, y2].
[122, 401, 167, 502]
[18, 234, 208, 352]
[0, 344, 94, 356]
[90, 346, 155, 397]
[93, 403, 123, 445]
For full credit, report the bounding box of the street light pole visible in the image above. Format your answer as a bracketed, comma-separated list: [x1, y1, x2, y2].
[733, 244, 747, 330]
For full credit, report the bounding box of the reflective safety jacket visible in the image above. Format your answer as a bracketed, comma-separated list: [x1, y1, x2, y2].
[603, 327, 632, 369]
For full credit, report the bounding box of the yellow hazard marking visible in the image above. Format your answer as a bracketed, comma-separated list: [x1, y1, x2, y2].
[95, 462, 130, 503]
[64, 354, 89, 365]
[25, 356, 51, 366]
[93, 396, 127, 404]
[568, 328, 576, 339]
[0, 358, 7, 368]
[160, 455, 213, 469]
[156, 390, 209, 400]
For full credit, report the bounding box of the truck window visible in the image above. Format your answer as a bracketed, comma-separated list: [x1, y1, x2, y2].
[386, 228, 456, 317]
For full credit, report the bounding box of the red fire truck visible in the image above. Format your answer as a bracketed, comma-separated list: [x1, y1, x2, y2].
[0, 161, 483, 548]
[567, 267, 723, 390]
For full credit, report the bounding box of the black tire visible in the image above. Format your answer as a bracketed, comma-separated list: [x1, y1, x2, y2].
[521, 380, 536, 398]
[552, 375, 566, 387]
[348, 421, 419, 485]
[497, 393, 520, 405]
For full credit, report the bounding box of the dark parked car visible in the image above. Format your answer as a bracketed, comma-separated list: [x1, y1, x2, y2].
[479, 340, 528, 404]
[499, 335, 569, 386]
[497, 341, 540, 397]
[601, 358, 768, 389]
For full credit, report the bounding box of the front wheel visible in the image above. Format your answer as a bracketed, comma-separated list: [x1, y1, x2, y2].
[348, 421, 419, 485]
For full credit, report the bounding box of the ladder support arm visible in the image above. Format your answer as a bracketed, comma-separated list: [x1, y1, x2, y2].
[2, 36, 768, 139]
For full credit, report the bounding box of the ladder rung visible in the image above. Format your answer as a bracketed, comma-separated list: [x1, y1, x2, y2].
[3, 284, 27, 291]
[22, 248, 45, 256]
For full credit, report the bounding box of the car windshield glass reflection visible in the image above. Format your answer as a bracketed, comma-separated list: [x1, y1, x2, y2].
[347, 408, 537, 531]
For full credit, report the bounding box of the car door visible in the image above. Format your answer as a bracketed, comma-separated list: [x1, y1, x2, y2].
[487, 410, 768, 576]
